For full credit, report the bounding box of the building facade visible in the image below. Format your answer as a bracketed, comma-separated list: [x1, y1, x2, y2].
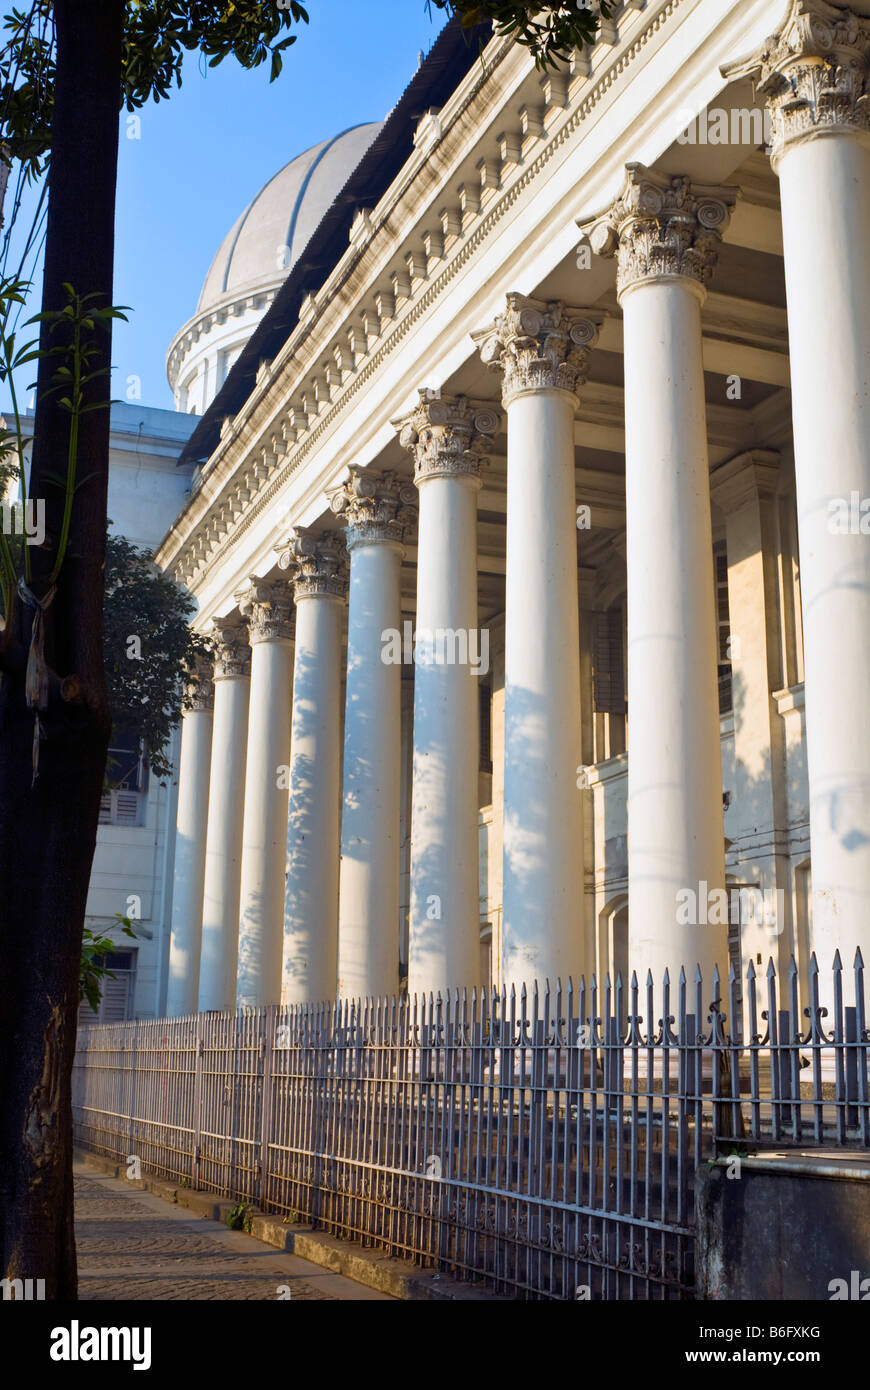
[154, 0, 870, 1029]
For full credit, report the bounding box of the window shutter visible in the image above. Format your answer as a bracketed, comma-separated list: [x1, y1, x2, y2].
[115, 792, 141, 826]
[479, 684, 492, 774]
[593, 608, 625, 715]
[99, 973, 131, 1024]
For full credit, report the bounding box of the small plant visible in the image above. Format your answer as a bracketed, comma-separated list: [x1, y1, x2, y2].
[79, 914, 137, 1015]
[282, 1210, 299, 1226]
[226, 1199, 253, 1233]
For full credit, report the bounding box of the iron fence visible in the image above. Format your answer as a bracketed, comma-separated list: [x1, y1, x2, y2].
[72, 952, 870, 1299]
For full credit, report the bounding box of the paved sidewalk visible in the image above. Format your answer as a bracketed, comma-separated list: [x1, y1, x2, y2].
[74, 1164, 393, 1301]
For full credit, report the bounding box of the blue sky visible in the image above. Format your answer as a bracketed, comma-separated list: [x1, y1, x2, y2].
[2, 0, 448, 415]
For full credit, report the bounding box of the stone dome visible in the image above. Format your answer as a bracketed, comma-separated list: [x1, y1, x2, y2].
[197, 122, 383, 312]
[168, 121, 383, 414]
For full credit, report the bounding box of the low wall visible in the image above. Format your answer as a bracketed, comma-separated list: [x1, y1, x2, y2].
[696, 1153, 870, 1300]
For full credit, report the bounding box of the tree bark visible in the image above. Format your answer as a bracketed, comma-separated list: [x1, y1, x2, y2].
[0, 0, 124, 1298]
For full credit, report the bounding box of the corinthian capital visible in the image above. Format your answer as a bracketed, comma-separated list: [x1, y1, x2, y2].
[328, 467, 418, 549]
[237, 577, 294, 644]
[184, 653, 214, 713]
[473, 294, 602, 405]
[577, 165, 737, 299]
[210, 616, 252, 680]
[395, 390, 500, 484]
[276, 528, 349, 600]
[722, 0, 870, 168]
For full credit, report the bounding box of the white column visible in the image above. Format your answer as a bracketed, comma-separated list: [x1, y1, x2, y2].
[580, 167, 736, 996]
[198, 618, 251, 1012]
[397, 391, 498, 997]
[728, 5, 870, 985]
[235, 579, 293, 1008]
[278, 530, 347, 1005]
[331, 469, 417, 1000]
[711, 453, 792, 997]
[166, 660, 213, 1016]
[475, 295, 600, 991]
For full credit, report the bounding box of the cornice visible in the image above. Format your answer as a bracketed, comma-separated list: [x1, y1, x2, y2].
[156, 0, 691, 590]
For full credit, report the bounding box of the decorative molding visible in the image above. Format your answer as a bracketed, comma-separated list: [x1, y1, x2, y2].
[237, 577, 294, 644]
[329, 467, 418, 549]
[722, 0, 870, 170]
[395, 390, 500, 484]
[577, 164, 737, 298]
[276, 527, 349, 600]
[472, 293, 602, 405]
[211, 616, 252, 679]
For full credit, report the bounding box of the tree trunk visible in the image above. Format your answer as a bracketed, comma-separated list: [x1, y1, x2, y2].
[0, 0, 124, 1298]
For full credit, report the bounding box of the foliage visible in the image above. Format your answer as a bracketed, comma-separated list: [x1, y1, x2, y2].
[429, 0, 613, 68]
[226, 1199, 253, 1232]
[0, 1, 309, 182]
[79, 913, 137, 1015]
[121, 0, 309, 103]
[0, 4, 54, 183]
[103, 531, 212, 780]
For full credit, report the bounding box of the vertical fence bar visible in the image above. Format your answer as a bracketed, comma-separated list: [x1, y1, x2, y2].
[191, 1015, 203, 1191]
[259, 1004, 276, 1208]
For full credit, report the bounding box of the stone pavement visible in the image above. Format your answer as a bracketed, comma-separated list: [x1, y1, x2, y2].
[74, 1164, 393, 1301]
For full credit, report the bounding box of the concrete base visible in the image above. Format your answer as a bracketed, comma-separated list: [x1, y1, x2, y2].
[696, 1152, 870, 1300]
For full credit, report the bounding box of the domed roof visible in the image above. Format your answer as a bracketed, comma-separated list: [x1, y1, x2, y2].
[196, 121, 383, 314]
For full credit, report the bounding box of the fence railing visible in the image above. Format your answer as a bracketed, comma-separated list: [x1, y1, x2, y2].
[72, 952, 870, 1299]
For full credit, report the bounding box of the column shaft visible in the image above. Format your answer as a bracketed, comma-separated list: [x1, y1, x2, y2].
[475, 297, 601, 991]
[235, 583, 293, 1007]
[198, 625, 250, 1012]
[331, 469, 415, 1000]
[622, 277, 726, 984]
[167, 689, 213, 1016]
[777, 135, 870, 974]
[280, 530, 347, 1005]
[410, 471, 481, 995]
[397, 392, 497, 997]
[579, 169, 737, 995]
[502, 388, 583, 988]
